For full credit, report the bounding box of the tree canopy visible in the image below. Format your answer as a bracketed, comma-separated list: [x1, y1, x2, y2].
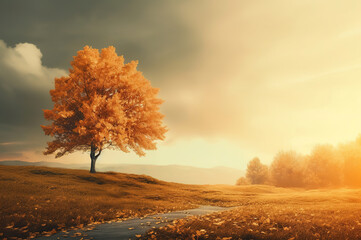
[41, 46, 167, 171]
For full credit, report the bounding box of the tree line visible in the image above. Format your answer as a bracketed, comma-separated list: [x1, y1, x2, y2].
[237, 135, 361, 188]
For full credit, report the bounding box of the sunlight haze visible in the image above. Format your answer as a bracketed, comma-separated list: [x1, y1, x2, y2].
[1, 1, 361, 171]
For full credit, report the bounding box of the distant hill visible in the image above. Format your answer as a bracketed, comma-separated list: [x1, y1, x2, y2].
[0, 160, 87, 169]
[0, 160, 243, 185]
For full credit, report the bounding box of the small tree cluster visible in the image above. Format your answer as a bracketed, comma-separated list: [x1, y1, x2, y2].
[236, 177, 250, 186]
[236, 135, 361, 188]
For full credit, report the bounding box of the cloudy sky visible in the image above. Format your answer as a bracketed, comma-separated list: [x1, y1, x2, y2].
[2, 0, 361, 170]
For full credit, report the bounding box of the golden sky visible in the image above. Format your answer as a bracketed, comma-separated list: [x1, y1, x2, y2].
[2, 1, 361, 170]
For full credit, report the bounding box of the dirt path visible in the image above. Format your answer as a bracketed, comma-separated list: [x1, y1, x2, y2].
[36, 205, 230, 240]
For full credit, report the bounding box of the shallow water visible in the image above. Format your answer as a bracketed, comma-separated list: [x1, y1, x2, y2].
[37, 205, 229, 240]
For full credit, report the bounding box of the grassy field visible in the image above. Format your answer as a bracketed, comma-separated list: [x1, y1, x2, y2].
[2, 166, 361, 239]
[0, 165, 279, 239]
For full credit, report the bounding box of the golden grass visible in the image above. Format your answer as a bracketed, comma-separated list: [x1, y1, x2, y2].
[0, 165, 284, 239]
[3, 165, 361, 239]
[141, 188, 361, 239]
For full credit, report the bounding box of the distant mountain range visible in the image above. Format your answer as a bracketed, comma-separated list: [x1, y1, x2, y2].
[0, 160, 243, 185]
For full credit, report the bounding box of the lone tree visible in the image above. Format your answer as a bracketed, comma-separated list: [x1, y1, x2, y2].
[41, 46, 167, 173]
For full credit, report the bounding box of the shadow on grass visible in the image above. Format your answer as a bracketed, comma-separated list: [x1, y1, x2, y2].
[30, 170, 65, 176]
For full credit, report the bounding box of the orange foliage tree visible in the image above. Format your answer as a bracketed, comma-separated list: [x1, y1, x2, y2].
[339, 138, 361, 187]
[270, 151, 304, 187]
[41, 46, 167, 173]
[303, 144, 342, 188]
[246, 157, 269, 184]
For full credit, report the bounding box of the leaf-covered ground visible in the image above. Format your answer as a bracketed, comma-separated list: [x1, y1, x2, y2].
[140, 189, 361, 240]
[0, 165, 281, 239]
[3, 165, 361, 239]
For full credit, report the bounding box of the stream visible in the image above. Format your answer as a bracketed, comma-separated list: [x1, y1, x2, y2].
[37, 205, 230, 240]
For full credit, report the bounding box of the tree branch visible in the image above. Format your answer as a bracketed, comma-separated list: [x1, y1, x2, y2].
[95, 148, 102, 158]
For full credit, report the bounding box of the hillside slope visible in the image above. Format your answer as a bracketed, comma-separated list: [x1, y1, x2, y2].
[0, 161, 244, 185]
[3, 166, 361, 239]
[0, 165, 278, 239]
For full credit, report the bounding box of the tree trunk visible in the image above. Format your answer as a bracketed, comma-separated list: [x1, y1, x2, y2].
[90, 144, 102, 173]
[90, 156, 96, 173]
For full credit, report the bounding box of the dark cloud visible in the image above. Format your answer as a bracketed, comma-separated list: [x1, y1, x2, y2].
[0, 40, 65, 158]
[0, 0, 201, 84]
